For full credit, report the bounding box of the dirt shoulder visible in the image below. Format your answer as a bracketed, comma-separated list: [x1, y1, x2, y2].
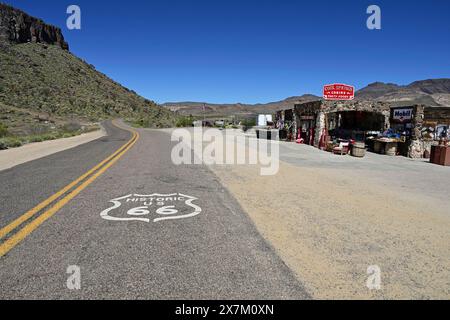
[0, 127, 106, 172]
[211, 160, 449, 299]
[193, 129, 450, 300]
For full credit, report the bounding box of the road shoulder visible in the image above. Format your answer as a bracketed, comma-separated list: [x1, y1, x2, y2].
[0, 126, 106, 172]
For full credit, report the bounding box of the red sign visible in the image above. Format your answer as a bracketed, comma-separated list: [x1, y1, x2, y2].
[323, 84, 355, 101]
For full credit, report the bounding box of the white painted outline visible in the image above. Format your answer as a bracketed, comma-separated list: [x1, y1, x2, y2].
[100, 193, 202, 223]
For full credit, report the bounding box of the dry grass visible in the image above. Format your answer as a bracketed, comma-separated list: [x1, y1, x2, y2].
[0, 43, 177, 131]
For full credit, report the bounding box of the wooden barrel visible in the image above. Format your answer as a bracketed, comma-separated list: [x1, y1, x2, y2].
[374, 141, 383, 154]
[351, 142, 366, 158]
[385, 142, 397, 156]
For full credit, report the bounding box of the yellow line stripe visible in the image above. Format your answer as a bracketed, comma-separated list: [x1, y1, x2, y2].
[0, 132, 139, 257]
[0, 120, 136, 240]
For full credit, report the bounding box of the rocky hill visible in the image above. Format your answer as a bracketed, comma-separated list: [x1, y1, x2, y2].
[0, 3, 68, 50]
[0, 3, 176, 138]
[355, 79, 450, 107]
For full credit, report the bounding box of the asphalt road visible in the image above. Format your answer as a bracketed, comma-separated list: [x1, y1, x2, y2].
[0, 121, 309, 299]
[0, 121, 131, 228]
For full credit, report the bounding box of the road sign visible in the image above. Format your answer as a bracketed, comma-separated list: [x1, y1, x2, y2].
[392, 108, 413, 122]
[323, 84, 355, 101]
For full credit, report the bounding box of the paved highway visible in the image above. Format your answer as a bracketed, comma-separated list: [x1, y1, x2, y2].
[0, 121, 309, 299]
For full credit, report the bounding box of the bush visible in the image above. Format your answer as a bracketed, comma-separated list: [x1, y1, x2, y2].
[62, 133, 75, 138]
[0, 123, 8, 137]
[241, 118, 256, 132]
[176, 116, 194, 128]
[40, 133, 58, 141]
[132, 118, 150, 128]
[29, 136, 44, 143]
[0, 137, 22, 148]
[9, 138, 23, 148]
[241, 118, 256, 127]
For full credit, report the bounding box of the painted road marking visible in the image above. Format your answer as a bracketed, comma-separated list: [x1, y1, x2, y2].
[100, 193, 202, 223]
[0, 121, 135, 240]
[0, 120, 139, 257]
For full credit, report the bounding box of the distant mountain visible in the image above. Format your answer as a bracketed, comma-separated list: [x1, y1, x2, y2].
[163, 94, 320, 117]
[355, 79, 450, 107]
[355, 82, 401, 100]
[407, 79, 450, 94]
[164, 79, 450, 117]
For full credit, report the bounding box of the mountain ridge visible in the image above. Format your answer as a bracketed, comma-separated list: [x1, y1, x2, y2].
[0, 3, 68, 50]
[163, 79, 450, 116]
[163, 95, 321, 116]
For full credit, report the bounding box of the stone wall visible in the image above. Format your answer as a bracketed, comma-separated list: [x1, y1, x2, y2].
[407, 105, 440, 159]
[409, 106, 450, 159]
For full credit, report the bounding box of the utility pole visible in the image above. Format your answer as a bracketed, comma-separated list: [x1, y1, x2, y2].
[203, 103, 206, 124]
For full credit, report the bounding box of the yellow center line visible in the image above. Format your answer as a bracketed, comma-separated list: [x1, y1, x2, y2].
[0, 120, 139, 256]
[0, 120, 135, 240]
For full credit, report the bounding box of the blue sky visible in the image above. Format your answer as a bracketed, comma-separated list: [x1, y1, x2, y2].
[5, 0, 450, 104]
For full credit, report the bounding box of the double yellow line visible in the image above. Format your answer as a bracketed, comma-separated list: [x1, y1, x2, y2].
[0, 120, 139, 257]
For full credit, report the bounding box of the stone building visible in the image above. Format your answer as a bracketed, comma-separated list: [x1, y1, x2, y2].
[280, 100, 449, 158]
[293, 100, 392, 148]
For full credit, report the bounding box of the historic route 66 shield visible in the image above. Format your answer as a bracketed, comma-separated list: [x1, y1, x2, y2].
[100, 193, 202, 223]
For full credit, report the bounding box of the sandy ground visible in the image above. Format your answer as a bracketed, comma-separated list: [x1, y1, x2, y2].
[0, 127, 105, 172]
[212, 161, 449, 299]
[173, 127, 449, 299]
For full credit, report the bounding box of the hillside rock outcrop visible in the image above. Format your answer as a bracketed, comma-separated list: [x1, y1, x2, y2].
[0, 3, 68, 50]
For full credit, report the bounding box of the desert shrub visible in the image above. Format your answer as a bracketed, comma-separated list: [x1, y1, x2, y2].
[61, 122, 82, 133]
[0, 137, 22, 148]
[62, 132, 75, 138]
[241, 118, 256, 132]
[176, 116, 195, 128]
[0, 123, 8, 137]
[10, 138, 23, 147]
[132, 118, 150, 128]
[28, 136, 44, 143]
[40, 133, 58, 141]
[41, 88, 51, 96]
[241, 118, 256, 127]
